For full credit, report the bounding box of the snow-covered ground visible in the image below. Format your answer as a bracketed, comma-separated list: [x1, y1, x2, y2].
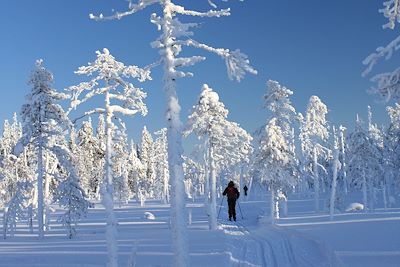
[1, 195, 399, 267]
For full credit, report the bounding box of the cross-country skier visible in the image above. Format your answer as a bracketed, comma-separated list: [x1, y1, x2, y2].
[222, 181, 240, 221]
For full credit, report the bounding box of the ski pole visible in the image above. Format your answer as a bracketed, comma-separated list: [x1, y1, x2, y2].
[237, 200, 244, 219]
[217, 196, 224, 219]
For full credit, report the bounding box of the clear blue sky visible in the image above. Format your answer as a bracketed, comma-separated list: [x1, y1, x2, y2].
[0, 0, 398, 147]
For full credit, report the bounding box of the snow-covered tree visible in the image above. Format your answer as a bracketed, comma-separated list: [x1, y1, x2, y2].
[112, 122, 130, 205]
[17, 60, 72, 238]
[127, 141, 145, 199]
[299, 96, 331, 212]
[93, 115, 106, 199]
[363, 1, 400, 102]
[183, 156, 204, 199]
[53, 142, 92, 239]
[91, 2, 256, 264]
[367, 106, 385, 209]
[154, 128, 169, 203]
[139, 126, 155, 197]
[384, 103, 400, 199]
[3, 181, 33, 238]
[262, 80, 297, 153]
[347, 115, 383, 211]
[0, 114, 23, 206]
[185, 84, 252, 229]
[255, 118, 298, 223]
[75, 118, 99, 198]
[67, 49, 149, 267]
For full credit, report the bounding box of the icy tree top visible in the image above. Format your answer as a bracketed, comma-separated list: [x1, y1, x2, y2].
[185, 84, 252, 167]
[185, 84, 229, 138]
[90, 1, 257, 82]
[67, 48, 151, 120]
[21, 60, 70, 140]
[299, 95, 330, 157]
[264, 80, 297, 131]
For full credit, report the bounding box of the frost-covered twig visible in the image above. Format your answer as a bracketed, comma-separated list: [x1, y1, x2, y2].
[89, 0, 159, 21]
[170, 3, 230, 17]
[380, 0, 400, 29]
[362, 34, 400, 76]
[368, 67, 400, 102]
[179, 39, 257, 81]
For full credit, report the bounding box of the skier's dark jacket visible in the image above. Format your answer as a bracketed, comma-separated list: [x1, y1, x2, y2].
[223, 181, 240, 200]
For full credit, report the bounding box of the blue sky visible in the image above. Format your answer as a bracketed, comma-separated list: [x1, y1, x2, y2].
[0, 0, 398, 148]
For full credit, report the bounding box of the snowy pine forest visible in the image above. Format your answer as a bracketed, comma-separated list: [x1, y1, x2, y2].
[1, 1, 400, 267]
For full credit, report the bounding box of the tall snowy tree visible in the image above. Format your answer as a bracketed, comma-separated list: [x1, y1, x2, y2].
[384, 103, 400, 199]
[154, 128, 170, 203]
[262, 80, 297, 153]
[17, 60, 72, 238]
[139, 126, 156, 197]
[0, 114, 23, 206]
[347, 115, 383, 211]
[127, 141, 145, 199]
[255, 118, 298, 223]
[91, 2, 256, 265]
[299, 95, 331, 212]
[67, 49, 149, 267]
[76, 118, 99, 198]
[252, 80, 298, 199]
[112, 122, 130, 205]
[367, 106, 385, 209]
[185, 84, 252, 230]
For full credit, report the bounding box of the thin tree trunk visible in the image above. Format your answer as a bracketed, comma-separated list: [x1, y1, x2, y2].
[330, 148, 339, 220]
[104, 91, 118, 267]
[37, 144, 44, 238]
[270, 188, 276, 223]
[362, 169, 368, 212]
[313, 147, 320, 213]
[209, 143, 217, 230]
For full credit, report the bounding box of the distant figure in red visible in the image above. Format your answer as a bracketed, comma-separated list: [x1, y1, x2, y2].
[222, 181, 240, 221]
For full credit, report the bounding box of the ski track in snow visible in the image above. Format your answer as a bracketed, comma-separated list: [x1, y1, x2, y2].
[220, 218, 341, 267]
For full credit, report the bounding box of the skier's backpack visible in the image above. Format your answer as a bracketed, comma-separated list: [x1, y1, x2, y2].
[226, 187, 237, 200]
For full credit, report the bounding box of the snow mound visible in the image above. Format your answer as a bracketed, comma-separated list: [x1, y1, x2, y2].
[345, 203, 364, 212]
[143, 211, 156, 220]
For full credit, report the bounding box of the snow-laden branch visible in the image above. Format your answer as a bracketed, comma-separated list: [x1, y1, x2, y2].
[71, 108, 105, 124]
[362, 34, 400, 76]
[170, 2, 230, 17]
[109, 105, 140, 116]
[380, 0, 400, 29]
[178, 39, 257, 81]
[368, 67, 400, 102]
[89, 0, 159, 21]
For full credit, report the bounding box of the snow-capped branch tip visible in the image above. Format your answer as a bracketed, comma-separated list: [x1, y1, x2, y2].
[379, 0, 400, 30]
[368, 67, 400, 102]
[89, 0, 159, 21]
[362, 34, 400, 77]
[179, 39, 257, 82]
[170, 3, 230, 17]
